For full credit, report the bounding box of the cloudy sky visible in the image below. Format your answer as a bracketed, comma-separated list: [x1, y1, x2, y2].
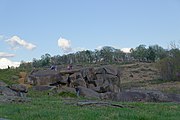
[0, 0, 180, 68]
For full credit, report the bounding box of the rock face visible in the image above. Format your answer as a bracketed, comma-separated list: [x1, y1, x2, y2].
[26, 65, 180, 102]
[28, 70, 63, 85]
[27, 65, 121, 99]
[0, 83, 29, 103]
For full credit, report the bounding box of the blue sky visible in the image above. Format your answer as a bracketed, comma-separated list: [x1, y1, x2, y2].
[0, 0, 180, 68]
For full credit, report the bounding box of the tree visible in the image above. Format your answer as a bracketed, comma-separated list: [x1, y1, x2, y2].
[150, 45, 167, 60]
[157, 44, 180, 81]
[130, 45, 147, 61]
[100, 46, 115, 62]
[41, 53, 51, 66]
[147, 47, 156, 62]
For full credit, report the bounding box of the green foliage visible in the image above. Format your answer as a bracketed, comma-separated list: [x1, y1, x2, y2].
[27, 89, 50, 98]
[31, 46, 126, 67]
[157, 48, 180, 81]
[58, 91, 77, 98]
[147, 47, 156, 62]
[130, 44, 168, 62]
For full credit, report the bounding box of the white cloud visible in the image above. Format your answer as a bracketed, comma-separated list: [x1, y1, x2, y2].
[58, 37, 73, 53]
[96, 46, 103, 50]
[6, 36, 36, 50]
[74, 47, 87, 52]
[121, 48, 131, 53]
[0, 35, 4, 40]
[0, 52, 16, 58]
[0, 58, 20, 69]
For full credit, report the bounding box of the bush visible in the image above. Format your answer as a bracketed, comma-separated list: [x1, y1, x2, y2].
[157, 49, 180, 81]
[58, 91, 77, 98]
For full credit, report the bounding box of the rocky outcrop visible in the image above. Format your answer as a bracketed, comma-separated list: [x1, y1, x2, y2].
[27, 65, 121, 99]
[26, 66, 180, 102]
[0, 82, 29, 103]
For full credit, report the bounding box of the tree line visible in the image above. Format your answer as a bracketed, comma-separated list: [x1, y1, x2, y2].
[29, 44, 169, 67]
[20, 44, 180, 81]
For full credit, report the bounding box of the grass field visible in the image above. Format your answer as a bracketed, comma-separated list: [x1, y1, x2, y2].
[1, 94, 180, 120]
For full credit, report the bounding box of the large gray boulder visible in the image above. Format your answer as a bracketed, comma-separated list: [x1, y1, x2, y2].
[0, 95, 30, 103]
[32, 85, 55, 91]
[10, 84, 28, 93]
[28, 70, 63, 85]
[111, 89, 180, 102]
[0, 86, 18, 96]
[78, 86, 100, 99]
[166, 94, 180, 102]
[57, 86, 76, 94]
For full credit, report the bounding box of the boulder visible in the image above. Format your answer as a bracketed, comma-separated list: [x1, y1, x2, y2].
[28, 70, 63, 85]
[81, 67, 95, 78]
[103, 65, 118, 76]
[10, 84, 28, 93]
[0, 86, 18, 96]
[57, 86, 76, 94]
[111, 89, 180, 102]
[95, 74, 120, 92]
[166, 93, 180, 102]
[113, 91, 146, 102]
[0, 95, 30, 103]
[71, 78, 86, 87]
[104, 74, 120, 92]
[78, 86, 100, 99]
[69, 72, 83, 81]
[32, 85, 55, 91]
[100, 92, 116, 100]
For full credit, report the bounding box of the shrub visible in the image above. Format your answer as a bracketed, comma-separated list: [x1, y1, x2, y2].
[58, 91, 77, 98]
[157, 49, 180, 81]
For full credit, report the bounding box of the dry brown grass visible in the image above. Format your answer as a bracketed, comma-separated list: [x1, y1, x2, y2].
[120, 62, 180, 93]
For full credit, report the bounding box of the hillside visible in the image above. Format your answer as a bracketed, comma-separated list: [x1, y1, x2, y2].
[121, 62, 180, 94]
[1, 62, 180, 120]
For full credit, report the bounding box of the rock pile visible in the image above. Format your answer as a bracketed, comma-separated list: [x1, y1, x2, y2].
[27, 65, 180, 102]
[0, 81, 29, 103]
[28, 65, 121, 99]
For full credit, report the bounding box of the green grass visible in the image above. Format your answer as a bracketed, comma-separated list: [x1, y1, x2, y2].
[0, 94, 180, 120]
[0, 69, 20, 85]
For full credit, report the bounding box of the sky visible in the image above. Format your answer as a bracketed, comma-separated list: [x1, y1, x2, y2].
[0, 0, 180, 68]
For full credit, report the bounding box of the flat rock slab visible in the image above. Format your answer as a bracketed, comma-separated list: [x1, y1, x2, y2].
[0, 96, 30, 103]
[64, 100, 134, 108]
[32, 85, 55, 91]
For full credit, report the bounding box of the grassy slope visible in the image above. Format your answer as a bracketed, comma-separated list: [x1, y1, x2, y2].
[0, 69, 20, 85]
[0, 95, 180, 120]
